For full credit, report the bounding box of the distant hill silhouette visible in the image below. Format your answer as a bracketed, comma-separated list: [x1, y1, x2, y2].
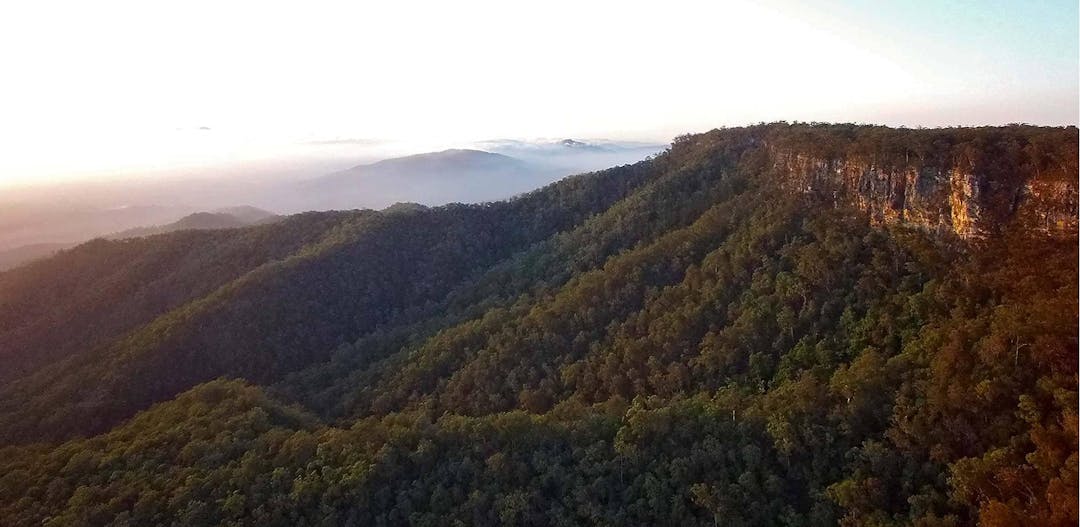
[301, 149, 556, 210]
[109, 207, 278, 239]
[0, 242, 74, 271]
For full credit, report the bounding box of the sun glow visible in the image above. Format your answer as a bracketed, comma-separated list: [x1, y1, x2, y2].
[0, 0, 1075, 185]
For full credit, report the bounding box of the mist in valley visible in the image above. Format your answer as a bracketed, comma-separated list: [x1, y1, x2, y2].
[0, 137, 663, 269]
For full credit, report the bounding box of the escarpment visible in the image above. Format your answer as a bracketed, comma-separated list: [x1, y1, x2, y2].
[758, 125, 1079, 240]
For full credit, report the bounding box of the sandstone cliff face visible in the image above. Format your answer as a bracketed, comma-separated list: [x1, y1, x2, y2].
[771, 150, 1078, 240]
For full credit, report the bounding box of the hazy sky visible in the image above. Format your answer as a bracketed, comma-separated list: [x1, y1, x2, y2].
[1, 0, 1076, 185]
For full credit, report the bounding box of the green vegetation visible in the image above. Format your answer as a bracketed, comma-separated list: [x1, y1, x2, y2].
[0, 123, 1075, 526]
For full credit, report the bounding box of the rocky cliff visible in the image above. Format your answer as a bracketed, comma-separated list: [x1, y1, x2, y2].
[761, 127, 1078, 240]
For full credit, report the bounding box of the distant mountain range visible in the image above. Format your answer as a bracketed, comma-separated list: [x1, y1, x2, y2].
[299, 149, 555, 210]
[0, 242, 74, 272]
[476, 137, 663, 153]
[0, 203, 190, 251]
[0, 206, 278, 271]
[0, 140, 663, 269]
[108, 206, 279, 239]
[295, 141, 665, 211]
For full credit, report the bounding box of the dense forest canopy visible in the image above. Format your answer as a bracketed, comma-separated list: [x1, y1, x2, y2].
[0, 123, 1075, 526]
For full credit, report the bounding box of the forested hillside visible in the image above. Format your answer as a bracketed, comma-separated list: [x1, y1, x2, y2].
[0, 123, 1075, 526]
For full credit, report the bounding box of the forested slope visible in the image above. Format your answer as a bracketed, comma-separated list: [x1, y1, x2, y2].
[0, 211, 357, 384]
[0, 123, 1075, 526]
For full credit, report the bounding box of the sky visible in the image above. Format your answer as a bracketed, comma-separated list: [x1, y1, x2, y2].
[0, 0, 1076, 185]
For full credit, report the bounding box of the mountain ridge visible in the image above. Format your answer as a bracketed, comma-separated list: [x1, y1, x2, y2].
[0, 123, 1074, 526]
[108, 207, 279, 240]
[0, 207, 280, 271]
[2, 123, 1073, 436]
